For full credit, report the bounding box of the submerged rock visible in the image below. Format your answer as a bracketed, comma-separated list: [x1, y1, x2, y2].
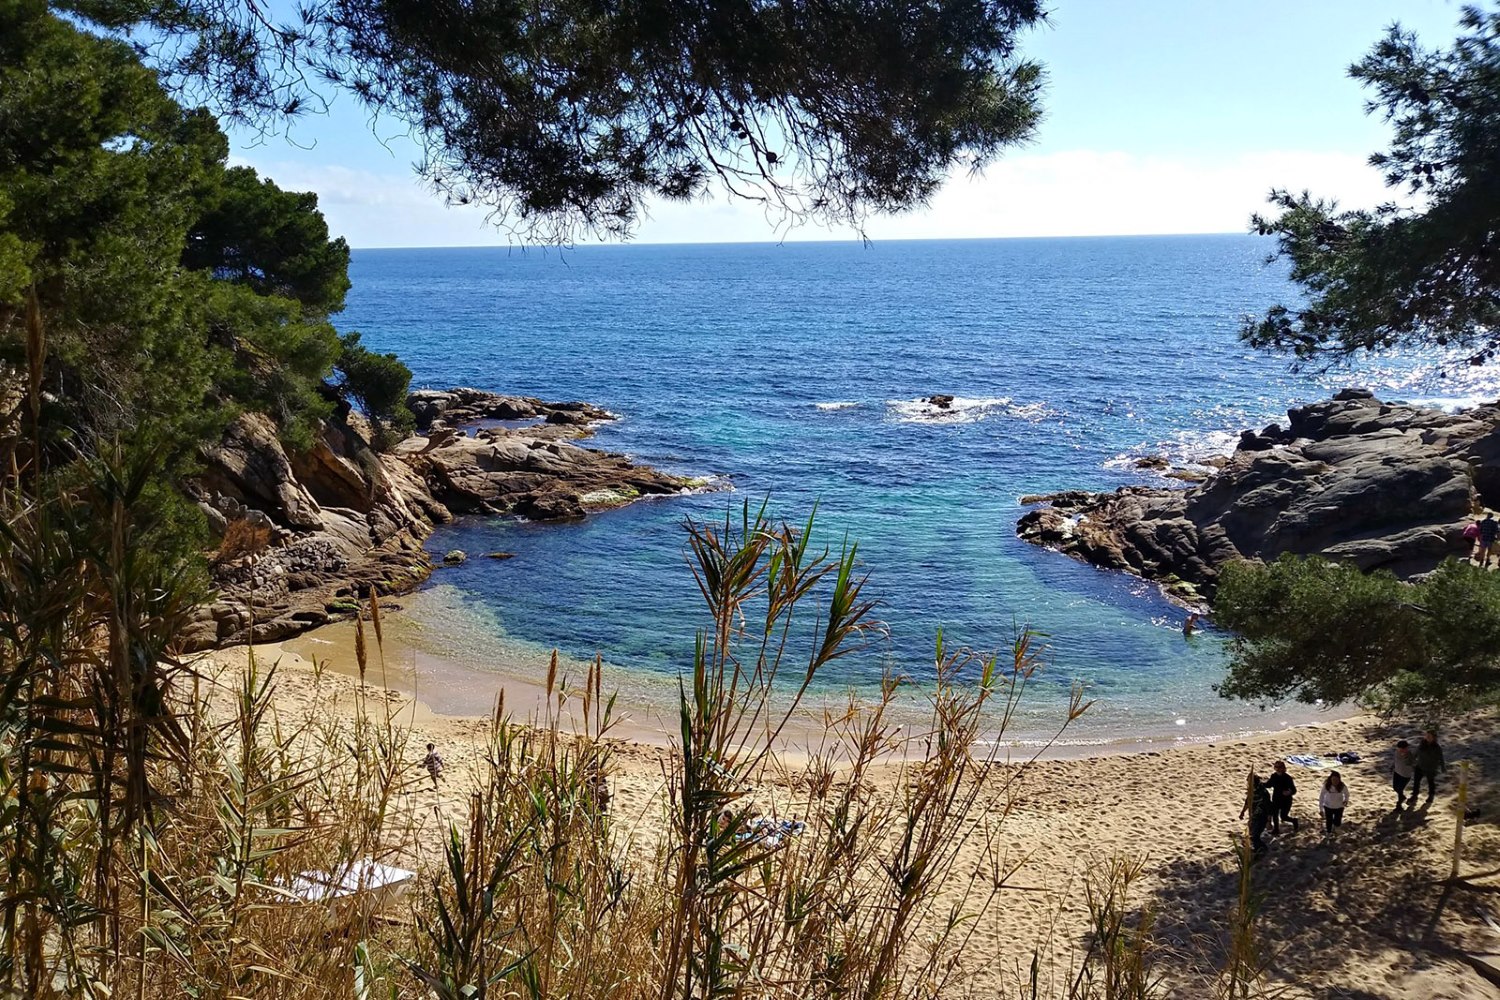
[443, 549, 467, 565]
[1017, 392, 1493, 602]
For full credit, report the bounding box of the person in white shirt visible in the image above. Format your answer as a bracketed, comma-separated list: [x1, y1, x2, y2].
[1319, 771, 1350, 837]
[1392, 740, 1416, 809]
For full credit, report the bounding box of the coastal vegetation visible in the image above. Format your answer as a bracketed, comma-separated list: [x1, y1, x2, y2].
[66, 0, 1050, 238]
[1215, 556, 1500, 713]
[1245, 4, 1500, 366]
[0, 0, 396, 525]
[1213, 5, 1500, 715]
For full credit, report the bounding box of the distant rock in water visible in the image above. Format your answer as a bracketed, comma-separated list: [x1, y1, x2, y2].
[1017, 390, 1498, 604]
[184, 388, 702, 650]
[926, 394, 956, 409]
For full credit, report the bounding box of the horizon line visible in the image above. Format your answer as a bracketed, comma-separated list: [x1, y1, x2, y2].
[349, 230, 1258, 252]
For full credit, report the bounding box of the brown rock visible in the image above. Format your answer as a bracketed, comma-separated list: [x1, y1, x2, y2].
[184, 387, 699, 652]
[1017, 394, 1500, 602]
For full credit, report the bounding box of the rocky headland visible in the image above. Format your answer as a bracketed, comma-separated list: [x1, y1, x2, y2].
[1016, 389, 1500, 604]
[184, 388, 701, 650]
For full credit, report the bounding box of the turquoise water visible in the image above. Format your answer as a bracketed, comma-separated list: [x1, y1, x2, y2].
[339, 236, 1500, 744]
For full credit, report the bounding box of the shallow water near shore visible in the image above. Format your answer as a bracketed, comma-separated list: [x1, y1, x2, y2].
[338, 235, 1498, 744]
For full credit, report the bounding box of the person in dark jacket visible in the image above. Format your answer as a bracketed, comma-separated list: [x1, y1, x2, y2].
[1480, 512, 1500, 567]
[1266, 760, 1298, 834]
[1239, 774, 1273, 859]
[1410, 730, 1446, 805]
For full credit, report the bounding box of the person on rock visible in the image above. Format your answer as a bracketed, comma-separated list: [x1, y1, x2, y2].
[1479, 511, 1499, 567]
[1410, 729, 1446, 806]
[1320, 771, 1350, 838]
[1266, 759, 1298, 834]
[1392, 739, 1416, 809]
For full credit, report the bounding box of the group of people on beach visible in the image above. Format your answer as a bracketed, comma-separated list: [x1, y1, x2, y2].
[1241, 730, 1446, 858]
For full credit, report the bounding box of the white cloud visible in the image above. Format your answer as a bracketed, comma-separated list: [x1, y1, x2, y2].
[233, 148, 1409, 248]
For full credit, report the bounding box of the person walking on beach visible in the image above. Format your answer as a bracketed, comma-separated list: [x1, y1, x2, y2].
[1410, 729, 1446, 806]
[1320, 771, 1350, 838]
[423, 742, 444, 788]
[1479, 512, 1499, 567]
[1392, 739, 1416, 809]
[1266, 760, 1298, 834]
[1239, 774, 1273, 859]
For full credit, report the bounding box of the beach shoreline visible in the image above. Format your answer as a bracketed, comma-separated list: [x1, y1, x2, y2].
[274, 608, 1359, 762]
[193, 624, 1500, 998]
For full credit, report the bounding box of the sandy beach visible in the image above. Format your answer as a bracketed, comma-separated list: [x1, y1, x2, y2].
[192, 623, 1500, 999]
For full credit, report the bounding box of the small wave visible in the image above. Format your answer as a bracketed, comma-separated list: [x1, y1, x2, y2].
[885, 396, 1054, 425]
[1106, 428, 1238, 476]
[1396, 394, 1493, 414]
[813, 401, 860, 411]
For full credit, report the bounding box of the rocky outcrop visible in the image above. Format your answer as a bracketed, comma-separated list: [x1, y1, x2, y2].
[408, 388, 614, 432]
[184, 389, 701, 650]
[1017, 390, 1496, 604]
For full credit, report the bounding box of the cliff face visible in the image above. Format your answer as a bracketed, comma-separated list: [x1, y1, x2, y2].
[1016, 390, 1499, 604]
[184, 389, 698, 650]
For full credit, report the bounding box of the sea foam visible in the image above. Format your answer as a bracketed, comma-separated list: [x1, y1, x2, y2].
[884, 396, 1054, 425]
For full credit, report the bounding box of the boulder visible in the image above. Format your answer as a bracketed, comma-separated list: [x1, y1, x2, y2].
[1017, 393, 1499, 602]
[443, 549, 467, 565]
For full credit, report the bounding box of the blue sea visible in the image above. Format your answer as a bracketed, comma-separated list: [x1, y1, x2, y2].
[338, 235, 1499, 745]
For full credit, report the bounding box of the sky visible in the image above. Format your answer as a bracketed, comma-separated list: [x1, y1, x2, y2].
[229, 0, 1468, 248]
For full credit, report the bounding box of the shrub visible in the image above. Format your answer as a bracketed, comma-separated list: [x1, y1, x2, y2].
[336, 331, 415, 451]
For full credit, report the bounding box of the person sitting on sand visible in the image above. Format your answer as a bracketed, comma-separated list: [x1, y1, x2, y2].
[1480, 512, 1499, 567]
[1319, 771, 1350, 838]
[1239, 774, 1273, 858]
[1266, 760, 1298, 834]
[1392, 739, 1416, 809]
[422, 743, 444, 788]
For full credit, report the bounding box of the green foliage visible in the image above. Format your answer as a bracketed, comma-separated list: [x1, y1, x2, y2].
[1, 0, 361, 480]
[1245, 5, 1500, 364]
[336, 331, 415, 451]
[1214, 555, 1500, 712]
[184, 165, 351, 314]
[61, 0, 1048, 239]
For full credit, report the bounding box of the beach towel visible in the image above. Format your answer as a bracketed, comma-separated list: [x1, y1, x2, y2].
[1285, 754, 1334, 770]
[738, 817, 807, 849]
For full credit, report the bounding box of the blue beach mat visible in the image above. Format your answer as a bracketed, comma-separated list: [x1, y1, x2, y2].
[1285, 754, 1335, 770]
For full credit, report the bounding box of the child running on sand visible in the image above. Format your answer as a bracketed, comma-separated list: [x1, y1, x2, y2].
[1320, 771, 1350, 838]
[423, 743, 444, 788]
